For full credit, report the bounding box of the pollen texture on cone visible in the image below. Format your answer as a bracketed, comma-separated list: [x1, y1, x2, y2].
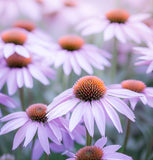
[26, 103, 47, 123]
[121, 79, 146, 93]
[1, 29, 27, 45]
[75, 146, 103, 160]
[73, 76, 106, 102]
[58, 35, 84, 51]
[106, 9, 130, 23]
[5, 53, 31, 68]
[13, 20, 36, 32]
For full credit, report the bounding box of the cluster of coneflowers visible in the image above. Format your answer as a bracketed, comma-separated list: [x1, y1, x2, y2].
[0, 0, 153, 160]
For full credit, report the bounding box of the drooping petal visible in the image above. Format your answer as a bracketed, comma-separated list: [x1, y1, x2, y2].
[101, 98, 123, 133]
[12, 121, 30, 150]
[47, 98, 79, 121]
[47, 88, 74, 111]
[91, 101, 106, 136]
[0, 93, 16, 108]
[38, 123, 50, 155]
[22, 67, 33, 88]
[83, 102, 94, 137]
[0, 112, 27, 122]
[7, 69, 18, 95]
[105, 96, 135, 121]
[69, 102, 85, 132]
[107, 88, 141, 98]
[16, 69, 24, 88]
[15, 45, 30, 58]
[75, 52, 93, 74]
[23, 121, 38, 147]
[0, 118, 28, 135]
[48, 122, 62, 142]
[3, 43, 15, 58]
[28, 64, 49, 85]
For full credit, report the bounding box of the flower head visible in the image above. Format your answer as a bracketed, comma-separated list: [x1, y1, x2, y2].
[78, 9, 152, 43]
[0, 28, 55, 59]
[47, 76, 140, 137]
[53, 35, 111, 75]
[110, 79, 153, 110]
[66, 137, 133, 160]
[0, 54, 55, 95]
[0, 103, 68, 155]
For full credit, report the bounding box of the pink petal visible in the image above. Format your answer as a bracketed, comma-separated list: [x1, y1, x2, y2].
[105, 96, 135, 121]
[83, 102, 94, 137]
[0, 118, 28, 135]
[22, 67, 33, 88]
[32, 139, 44, 160]
[91, 101, 106, 136]
[114, 24, 126, 43]
[3, 43, 14, 58]
[95, 137, 107, 148]
[63, 54, 72, 75]
[147, 61, 153, 73]
[54, 51, 66, 68]
[103, 145, 121, 153]
[0, 112, 27, 122]
[103, 152, 132, 160]
[47, 98, 79, 121]
[101, 98, 123, 133]
[12, 121, 29, 150]
[70, 54, 81, 75]
[47, 88, 74, 111]
[24, 121, 38, 147]
[129, 98, 139, 110]
[48, 122, 62, 142]
[107, 88, 141, 98]
[28, 64, 49, 85]
[38, 123, 50, 155]
[7, 69, 18, 95]
[75, 52, 93, 74]
[0, 93, 16, 108]
[15, 45, 30, 58]
[103, 23, 115, 41]
[16, 69, 24, 88]
[69, 102, 85, 132]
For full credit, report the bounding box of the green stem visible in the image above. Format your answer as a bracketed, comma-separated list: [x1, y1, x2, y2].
[45, 154, 49, 160]
[145, 136, 153, 160]
[19, 87, 25, 111]
[122, 119, 131, 153]
[110, 38, 118, 83]
[86, 128, 92, 146]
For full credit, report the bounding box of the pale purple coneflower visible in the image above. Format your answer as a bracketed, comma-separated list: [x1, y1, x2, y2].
[0, 28, 55, 59]
[109, 79, 153, 110]
[53, 35, 111, 75]
[65, 137, 133, 160]
[77, 9, 152, 43]
[134, 42, 153, 74]
[0, 103, 68, 155]
[0, 0, 41, 25]
[47, 76, 141, 137]
[0, 53, 55, 95]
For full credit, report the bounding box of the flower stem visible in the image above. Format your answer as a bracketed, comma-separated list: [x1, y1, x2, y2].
[110, 38, 118, 83]
[145, 136, 153, 160]
[45, 154, 49, 160]
[86, 128, 92, 146]
[122, 119, 131, 152]
[19, 87, 25, 111]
